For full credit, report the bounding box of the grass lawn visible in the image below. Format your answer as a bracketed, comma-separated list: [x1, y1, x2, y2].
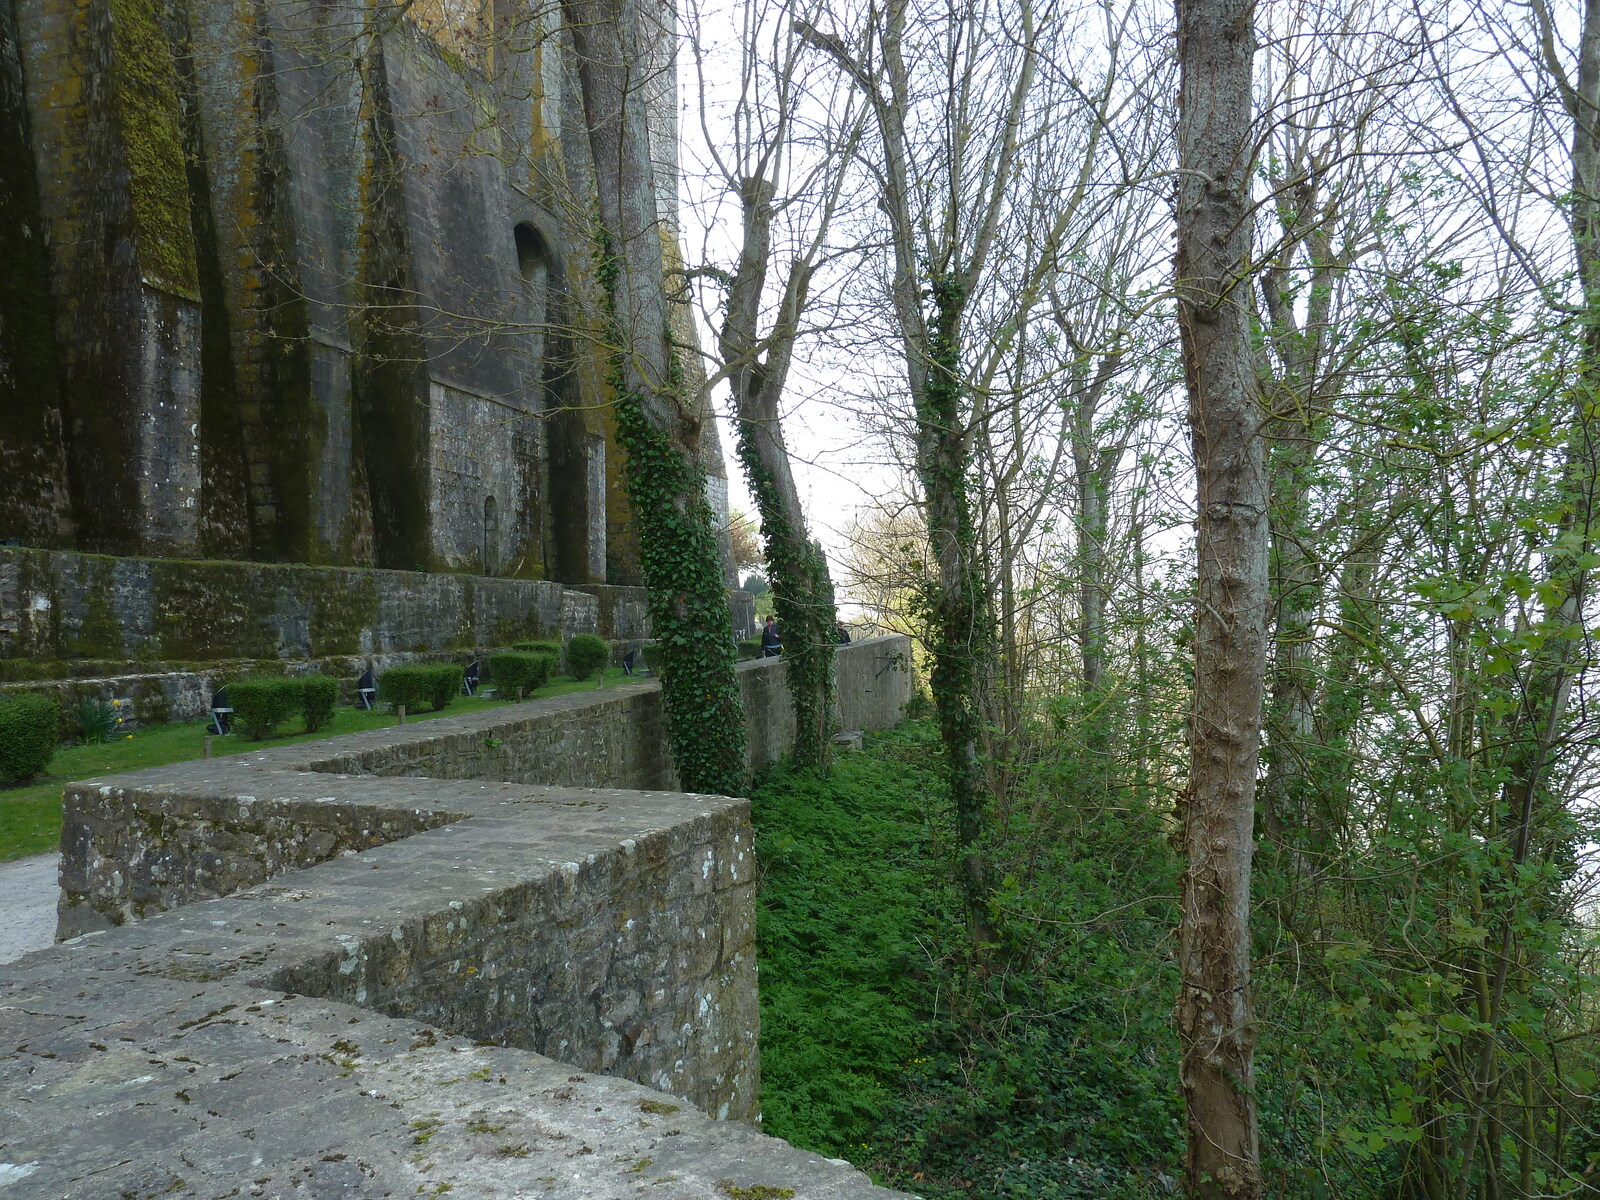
[0, 667, 640, 863]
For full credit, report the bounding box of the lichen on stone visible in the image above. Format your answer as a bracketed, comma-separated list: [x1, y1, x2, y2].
[106, 0, 199, 300]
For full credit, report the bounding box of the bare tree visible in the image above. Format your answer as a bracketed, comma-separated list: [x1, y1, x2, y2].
[1172, 0, 1266, 1192]
[795, 0, 1046, 939]
[686, 0, 866, 771]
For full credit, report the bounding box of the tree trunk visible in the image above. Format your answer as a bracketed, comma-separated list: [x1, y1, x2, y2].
[1173, 0, 1266, 1194]
[720, 176, 837, 773]
[561, 0, 746, 797]
[921, 272, 995, 941]
[795, 0, 1036, 945]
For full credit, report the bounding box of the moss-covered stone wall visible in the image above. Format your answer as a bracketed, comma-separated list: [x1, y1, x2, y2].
[0, 0, 70, 547]
[2, 0, 712, 588]
[0, 545, 611, 664]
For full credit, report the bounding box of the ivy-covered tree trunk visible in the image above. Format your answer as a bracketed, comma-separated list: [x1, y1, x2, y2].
[920, 274, 995, 937]
[720, 177, 837, 773]
[1257, 212, 1341, 860]
[796, 0, 1036, 944]
[1174, 0, 1266, 1194]
[560, 0, 746, 797]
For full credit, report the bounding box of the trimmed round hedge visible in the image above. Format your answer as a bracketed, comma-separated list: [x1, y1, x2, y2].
[230, 674, 343, 740]
[302, 675, 339, 733]
[229, 676, 304, 741]
[487, 651, 555, 697]
[512, 639, 563, 665]
[565, 634, 610, 681]
[0, 694, 59, 783]
[379, 664, 463, 713]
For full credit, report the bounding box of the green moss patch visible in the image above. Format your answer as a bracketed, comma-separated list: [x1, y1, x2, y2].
[107, 0, 198, 299]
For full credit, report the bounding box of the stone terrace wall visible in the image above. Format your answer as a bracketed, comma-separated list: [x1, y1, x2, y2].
[20, 635, 915, 1199]
[0, 546, 761, 725]
[57, 768, 762, 1116]
[58, 636, 913, 935]
[3, 786, 909, 1197]
[0, 545, 651, 664]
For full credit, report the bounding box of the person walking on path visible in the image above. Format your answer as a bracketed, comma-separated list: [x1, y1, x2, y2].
[760, 615, 782, 658]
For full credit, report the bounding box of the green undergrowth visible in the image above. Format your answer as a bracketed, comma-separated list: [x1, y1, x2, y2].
[751, 725, 948, 1153]
[0, 667, 637, 862]
[750, 722, 1185, 1199]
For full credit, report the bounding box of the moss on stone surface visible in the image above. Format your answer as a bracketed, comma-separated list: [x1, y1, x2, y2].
[0, 4, 69, 547]
[106, 0, 198, 300]
[448, 577, 477, 650]
[494, 613, 544, 647]
[148, 558, 270, 660]
[309, 570, 378, 655]
[65, 557, 126, 659]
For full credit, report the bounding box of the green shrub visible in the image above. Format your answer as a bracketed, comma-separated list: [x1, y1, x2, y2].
[229, 676, 303, 741]
[378, 665, 431, 713]
[300, 675, 339, 733]
[423, 664, 463, 711]
[487, 651, 554, 697]
[565, 634, 610, 680]
[0, 694, 58, 783]
[379, 664, 461, 713]
[736, 638, 764, 661]
[511, 639, 563, 664]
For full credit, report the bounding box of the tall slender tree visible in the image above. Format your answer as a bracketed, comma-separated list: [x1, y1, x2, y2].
[686, 0, 865, 772]
[796, 0, 1041, 939]
[1173, 0, 1266, 1193]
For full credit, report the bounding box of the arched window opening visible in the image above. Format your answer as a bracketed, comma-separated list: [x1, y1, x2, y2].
[482, 494, 499, 577]
[514, 223, 552, 372]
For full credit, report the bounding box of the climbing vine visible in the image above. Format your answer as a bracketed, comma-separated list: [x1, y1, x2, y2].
[916, 271, 993, 926]
[594, 228, 747, 797]
[732, 419, 837, 773]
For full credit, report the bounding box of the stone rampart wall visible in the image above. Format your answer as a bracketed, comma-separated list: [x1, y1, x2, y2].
[838, 635, 916, 732]
[55, 775, 763, 1118]
[0, 786, 919, 1198]
[19, 635, 914, 1199]
[57, 636, 914, 936]
[0, 547, 759, 726]
[0, 545, 648, 663]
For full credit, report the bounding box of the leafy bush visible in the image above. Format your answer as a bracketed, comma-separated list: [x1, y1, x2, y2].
[512, 639, 563, 664]
[228, 676, 303, 740]
[300, 675, 339, 733]
[379, 664, 461, 713]
[752, 727, 939, 1155]
[378, 665, 430, 713]
[0, 694, 58, 783]
[565, 634, 609, 680]
[422, 663, 463, 711]
[487, 651, 555, 697]
[736, 638, 764, 660]
[70, 696, 121, 744]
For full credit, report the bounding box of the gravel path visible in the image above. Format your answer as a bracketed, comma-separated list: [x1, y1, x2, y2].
[0, 853, 58, 963]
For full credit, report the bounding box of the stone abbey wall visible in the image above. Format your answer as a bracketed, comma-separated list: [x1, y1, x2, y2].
[0, 0, 735, 585]
[0, 544, 758, 726]
[3, 636, 917, 1199]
